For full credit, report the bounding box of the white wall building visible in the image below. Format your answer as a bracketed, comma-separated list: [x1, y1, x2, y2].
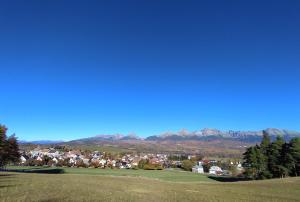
[192, 165, 204, 174]
[209, 166, 223, 175]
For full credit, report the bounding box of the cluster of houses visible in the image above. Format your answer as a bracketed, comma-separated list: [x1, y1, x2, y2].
[192, 159, 243, 175]
[19, 147, 168, 169]
[19, 147, 243, 176]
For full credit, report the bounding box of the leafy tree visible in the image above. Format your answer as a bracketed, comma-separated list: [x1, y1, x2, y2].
[202, 163, 211, 173]
[56, 159, 65, 167]
[6, 135, 20, 164]
[143, 164, 163, 170]
[42, 155, 51, 165]
[90, 160, 100, 168]
[181, 160, 195, 171]
[0, 125, 20, 167]
[138, 159, 149, 169]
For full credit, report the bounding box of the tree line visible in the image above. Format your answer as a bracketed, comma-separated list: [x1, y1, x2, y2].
[243, 131, 300, 179]
[0, 124, 20, 167]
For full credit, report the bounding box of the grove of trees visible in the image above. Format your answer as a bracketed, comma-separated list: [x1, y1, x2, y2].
[0, 124, 20, 167]
[243, 131, 300, 180]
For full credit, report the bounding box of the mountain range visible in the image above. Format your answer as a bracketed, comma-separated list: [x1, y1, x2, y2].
[20, 128, 300, 157]
[21, 128, 300, 144]
[66, 128, 300, 144]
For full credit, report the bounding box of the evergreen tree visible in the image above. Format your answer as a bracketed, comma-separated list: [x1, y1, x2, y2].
[281, 142, 294, 176]
[259, 131, 272, 178]
[267, 136, 285, 178]
[289, 138, 300, 176]
[243, 145, 268, 179]
[261, 130, 271, 155]
[243, 135, 299, 180]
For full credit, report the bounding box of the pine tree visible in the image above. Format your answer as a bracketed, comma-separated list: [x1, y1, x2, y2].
[243, 135, 300, 180]
[268, 136, 285, 178]
[259, 131, 272, 178]
[261, 130, 271, 154]
[243, 146, 256, 179]
[289, 138, 300, 176]
[243, 145, 267, 179]
[281, 142, 294, 176]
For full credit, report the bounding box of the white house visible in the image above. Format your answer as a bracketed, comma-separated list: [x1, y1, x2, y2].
[237, 163, 243, 171]
[82, 158, 90, 166]
[69, 158, 75, 164]
[99, 159, 107, 165]
[192, 165, 204, 174]
[52, 157, 58, 164]
[111, 160, 116, 167]
[209, 166, 223, 175]
[36, 156, 43, 161]
[20, 156, 27, 164]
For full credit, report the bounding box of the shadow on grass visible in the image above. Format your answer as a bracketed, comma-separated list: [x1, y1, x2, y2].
[1, 168, 65, 174]
[0, 184, 18, 189]
[0, 174, 16, 177]
[208, 176, 249, 182]
[26, 168, 65, 174]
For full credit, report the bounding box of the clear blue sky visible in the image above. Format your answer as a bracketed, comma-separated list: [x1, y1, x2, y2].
[1, 0, 300, 141]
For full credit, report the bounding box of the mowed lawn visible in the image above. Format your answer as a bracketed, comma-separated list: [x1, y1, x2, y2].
[1, 171, 300, 202]
[4, 166, 213, 182]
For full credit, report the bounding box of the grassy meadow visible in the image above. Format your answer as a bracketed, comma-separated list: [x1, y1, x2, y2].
[1, 168, 300, 202]
[4, 166, 213, 182]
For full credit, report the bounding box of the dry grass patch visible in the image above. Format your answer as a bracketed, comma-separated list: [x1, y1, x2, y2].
[0, 172, 299, 202]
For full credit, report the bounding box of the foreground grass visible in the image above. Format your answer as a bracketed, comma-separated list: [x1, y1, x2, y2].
[0, 172, 300, 202]
[5, 166, 213, 182]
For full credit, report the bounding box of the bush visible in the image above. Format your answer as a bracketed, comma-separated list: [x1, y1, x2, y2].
[181, 160, 195, 171]
[143, 163, 163, 170]
[90, 161, 100, 168]
[138, 159, 149, 169]
[56, 160, 64, 167]
[131, 166, 139, 170]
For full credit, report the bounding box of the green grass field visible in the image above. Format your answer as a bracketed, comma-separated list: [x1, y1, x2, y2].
[4, 166, 213, 182]
[1, 168, 300, 202]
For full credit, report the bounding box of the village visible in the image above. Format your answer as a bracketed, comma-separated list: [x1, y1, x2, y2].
[18, 147, 243, 176]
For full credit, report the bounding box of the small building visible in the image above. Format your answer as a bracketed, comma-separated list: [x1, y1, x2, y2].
[20, 156, 27, 164]
[131, 157, 140, 167]
[209, 166, 223, 175]
[69, 158, 75, 165]
[192, 165, 204, 174]
[52, 157, 58, 164]
[36, 156, 43, 161]
[82, 158, 90, 166]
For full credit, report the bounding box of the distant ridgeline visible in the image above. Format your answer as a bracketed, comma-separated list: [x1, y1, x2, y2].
[19, 128, 300, 158]
[66, 128, 300, 144]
